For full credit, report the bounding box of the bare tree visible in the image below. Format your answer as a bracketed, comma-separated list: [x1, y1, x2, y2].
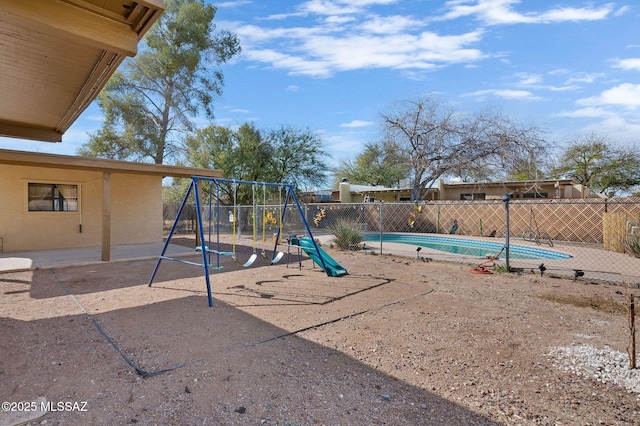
[381, 97, 548, 200]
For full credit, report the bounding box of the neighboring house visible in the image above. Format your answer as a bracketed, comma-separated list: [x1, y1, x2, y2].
[0, 149, 221, 259]
[303, 179, 604, 203]
[438, 179, 603, 200]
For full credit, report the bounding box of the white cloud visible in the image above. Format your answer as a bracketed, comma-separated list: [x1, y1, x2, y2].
[614, 5, 631, 17]
[557, 107, 611, 118]
[440, 0, 614, 25]
[562, 82, 640, 144]
[241, 48, 334, 77]
[323, 15, 356, 25]
[341, 120, 375, 128]
[547, 85, 580, 92]
[578, 83, 640, 108]
[234, 16, 485, 77]
[613, 58, 640, 71]
[514, 72, 543, 86]
[464, 89, 541, 100]
[358, 15, 424, 34]
[580, 115, 640, 144]
[564, 72, 603, 85]
[226, 1, 614, 85]
[300, 0, 398, 16]
[230, 3, 486, 78]
[216, 1, 252, 8]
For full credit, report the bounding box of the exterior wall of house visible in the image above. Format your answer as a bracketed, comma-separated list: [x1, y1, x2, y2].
[111, 173, 163, 245]
[439, 181, 600, 200]
[0, 164, 162, 252]
[308, 179, 603, 204]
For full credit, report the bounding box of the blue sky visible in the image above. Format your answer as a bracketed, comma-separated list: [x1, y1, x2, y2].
[2, 0, 639, 171]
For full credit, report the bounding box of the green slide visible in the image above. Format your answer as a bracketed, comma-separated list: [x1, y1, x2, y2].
[296, 237, 348, 277]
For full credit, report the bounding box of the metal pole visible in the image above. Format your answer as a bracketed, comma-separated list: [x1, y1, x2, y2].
[631, 294, 636, 370]
[503, 192, 513, 272]
[379, 201, 383, 255]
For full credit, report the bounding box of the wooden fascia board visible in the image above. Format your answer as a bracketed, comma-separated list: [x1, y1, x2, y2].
[1, 0, 139, 56]
[0, 150, 223, 178]
[56, 51, 126, 133]
[0, 123, 62, 143]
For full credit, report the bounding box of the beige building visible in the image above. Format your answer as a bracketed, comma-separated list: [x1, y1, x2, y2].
[437, 179, 602, 200]
[304, 179, 604, 203]
[0, 149, 221, 259]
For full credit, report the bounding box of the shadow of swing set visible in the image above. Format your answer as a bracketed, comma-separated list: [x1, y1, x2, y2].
[149, 176, 347, 307]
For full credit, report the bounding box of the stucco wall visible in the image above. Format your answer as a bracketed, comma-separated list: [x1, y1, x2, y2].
[0, 165, 162, 252]
[111, 173, 163, 245]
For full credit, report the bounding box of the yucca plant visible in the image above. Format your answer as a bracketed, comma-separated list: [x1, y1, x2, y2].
[624, 233, 640, 258]
[328, 220, 363, 251]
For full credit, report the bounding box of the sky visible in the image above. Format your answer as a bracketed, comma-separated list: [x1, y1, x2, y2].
[2, 0, 639, 172]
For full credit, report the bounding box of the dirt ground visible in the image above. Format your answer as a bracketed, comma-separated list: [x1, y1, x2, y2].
[1, 239, 639, 425]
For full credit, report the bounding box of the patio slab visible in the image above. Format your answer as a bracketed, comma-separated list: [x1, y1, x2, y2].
[0, 242, 193, 273]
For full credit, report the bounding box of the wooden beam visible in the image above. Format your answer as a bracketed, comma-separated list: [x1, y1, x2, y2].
[102, 172, 111, 262]
[0, 0, 139, 56]
[0, 123, 62, 142]
[0, 149, 223, 179]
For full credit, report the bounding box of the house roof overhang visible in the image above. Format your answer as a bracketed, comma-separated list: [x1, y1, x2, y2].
[442, 179, 578, 189]
[0, 148, 222, 179]
[0, 0, 164, 143]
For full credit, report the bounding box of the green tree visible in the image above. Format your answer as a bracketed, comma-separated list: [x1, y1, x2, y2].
[177, 123, 267, 204]
[177, 123, 329, 204]
[333, 141, 408, 187]
[78, 0, 240, 164]
[265, 125, 330, 190]
[552, 133, 640, 196]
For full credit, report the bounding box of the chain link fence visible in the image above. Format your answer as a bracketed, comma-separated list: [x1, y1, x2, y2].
[164, 198, 640, 286]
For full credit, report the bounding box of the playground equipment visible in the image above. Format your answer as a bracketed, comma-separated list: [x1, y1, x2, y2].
[270, 186, 286, 263]
[231, 182, 258, 267]
[149, 176, 342, 307]
[290, 237, 348, 277]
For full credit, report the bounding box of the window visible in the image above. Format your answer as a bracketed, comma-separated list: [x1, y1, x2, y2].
[523, 192, 548, 199]
[28, 183, 78, 211]
[460, 193, 486, 200]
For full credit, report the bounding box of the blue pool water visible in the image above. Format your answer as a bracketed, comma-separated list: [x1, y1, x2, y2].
[363, 234, 572, 260]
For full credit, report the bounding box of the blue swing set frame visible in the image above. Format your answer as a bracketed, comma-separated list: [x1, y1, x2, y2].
[148, 176, 329, 307]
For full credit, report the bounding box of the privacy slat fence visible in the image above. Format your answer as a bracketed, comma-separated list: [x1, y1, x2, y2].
[164, 198, 640, 286]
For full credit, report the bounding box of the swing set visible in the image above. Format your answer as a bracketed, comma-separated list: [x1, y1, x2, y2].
[148, 176, 331, 307]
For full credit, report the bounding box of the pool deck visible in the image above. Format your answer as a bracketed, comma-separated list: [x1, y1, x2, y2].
[318, 233, 640, 287]
[0, 242, 194, 273]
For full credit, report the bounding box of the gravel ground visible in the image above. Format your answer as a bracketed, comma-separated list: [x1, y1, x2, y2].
[0, 243, 639, 425]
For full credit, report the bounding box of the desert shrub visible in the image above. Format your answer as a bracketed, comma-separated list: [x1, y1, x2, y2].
[328, 220, 363, 251]
[624, 233, 640, 257]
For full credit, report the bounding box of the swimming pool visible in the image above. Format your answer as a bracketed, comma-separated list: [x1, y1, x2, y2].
[363, 234, 572, 260]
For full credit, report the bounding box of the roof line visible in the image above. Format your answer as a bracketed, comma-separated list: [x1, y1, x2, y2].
[0, 149, 222, 178]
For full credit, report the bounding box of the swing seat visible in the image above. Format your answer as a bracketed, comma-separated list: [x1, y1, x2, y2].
[233, 253, 258, 268]
[242, 253, 258, 267]
[196, 246, 234, 256]
[271, 251, 285, 264]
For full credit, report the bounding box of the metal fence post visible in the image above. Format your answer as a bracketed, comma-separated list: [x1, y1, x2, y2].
[503, 192, 513, 272]
[379, 201, 384, 255]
